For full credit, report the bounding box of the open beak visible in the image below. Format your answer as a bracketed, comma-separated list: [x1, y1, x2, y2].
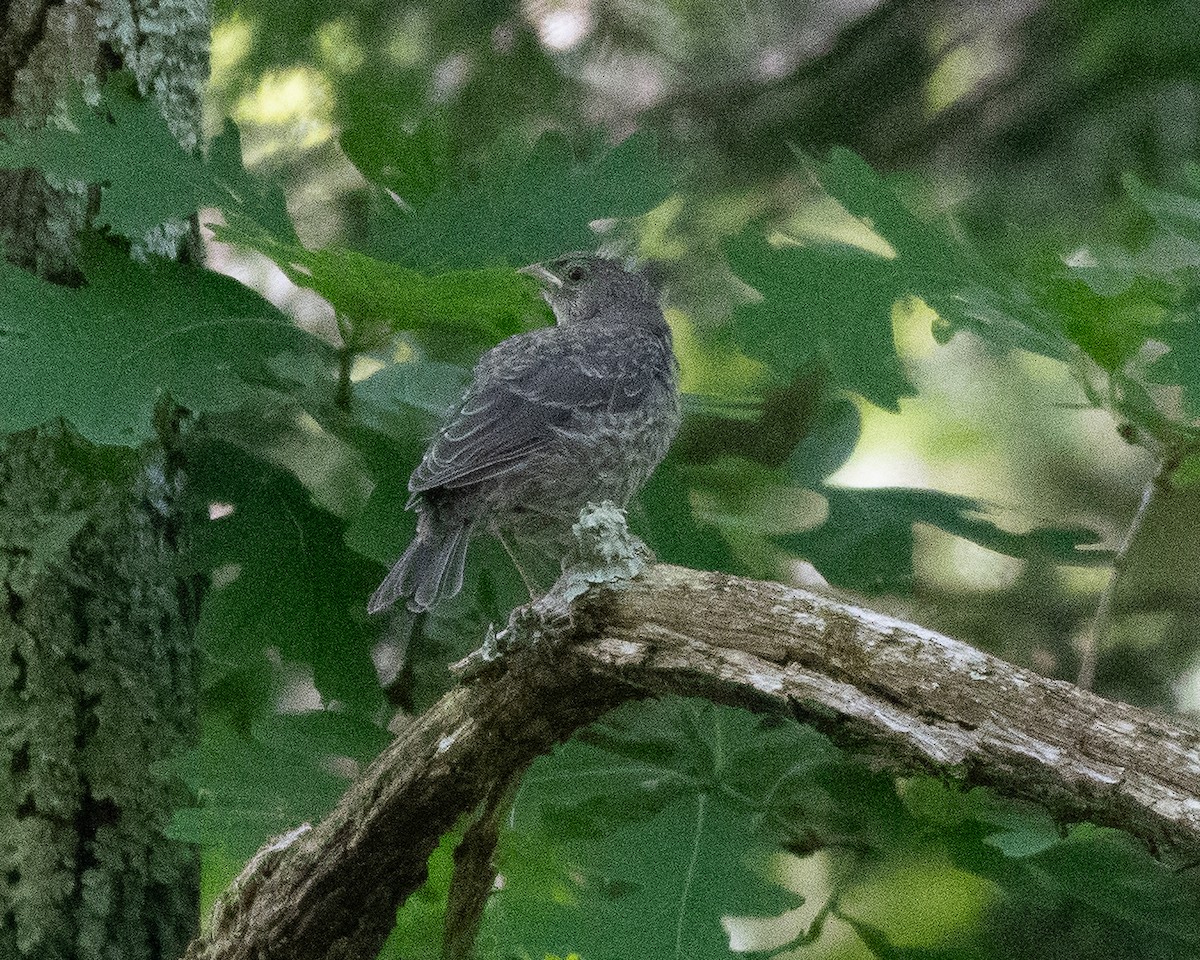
[517, 262, 563, 288]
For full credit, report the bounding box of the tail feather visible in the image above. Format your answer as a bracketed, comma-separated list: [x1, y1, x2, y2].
[368, 524, 471, 614]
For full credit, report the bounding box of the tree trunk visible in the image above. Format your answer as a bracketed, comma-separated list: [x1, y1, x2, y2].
[0, 3, 209, 958]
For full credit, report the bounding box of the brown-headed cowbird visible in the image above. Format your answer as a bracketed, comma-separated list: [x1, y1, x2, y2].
[368, 253, 681, 614]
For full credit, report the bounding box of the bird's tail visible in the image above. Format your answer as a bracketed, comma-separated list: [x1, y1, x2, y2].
[368, 524, 471, 614]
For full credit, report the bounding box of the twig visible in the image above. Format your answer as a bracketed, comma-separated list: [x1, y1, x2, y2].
[443, 772, 522, 960]
[1075, 467, 1160, 689]
[334, 312, 354, 411]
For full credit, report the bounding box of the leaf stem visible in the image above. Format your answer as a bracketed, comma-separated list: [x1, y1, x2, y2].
[1076, 462, 1166, 689]
[334, 311, 354, 411]
[674, 792, 708, 960]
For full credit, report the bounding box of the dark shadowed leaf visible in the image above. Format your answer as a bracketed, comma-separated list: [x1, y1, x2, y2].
[778, 486, 1108, 593]
[728, 233, 914, 410]
[360, 130, 674, 269]
[0, 239, 318, 444]
[187, 439, 384, 711]
[787, 394, 862, 487]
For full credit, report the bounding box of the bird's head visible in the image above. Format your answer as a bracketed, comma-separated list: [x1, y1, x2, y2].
[518, 253, 659, 327]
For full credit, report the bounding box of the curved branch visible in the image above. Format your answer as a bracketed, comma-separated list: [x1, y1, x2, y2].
[185, 563, 1200, 960]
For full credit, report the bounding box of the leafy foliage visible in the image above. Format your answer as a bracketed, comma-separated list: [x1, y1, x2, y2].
[898, 779, 1200, 958]
[1147, 314, 1200, 419]
[487, 701, 814, 959]
[0, 237, 315, 445]
[0, 74, 294, 241]
[711, 150, 1122, 592]
[186, 439, 385, 713]
[787, 149, 1068, 361]
[209, 226, 548, 340]
[0, 76, 218, 236]
[358, 129, 676, 269]
[165, 713, 388, 859]
[164, 440, 394, 852]
[729, 232, 915, 411]
[460, 700, 1200, 959]
[6, 49, 1200, 960]
[779, 486, 1108, 593]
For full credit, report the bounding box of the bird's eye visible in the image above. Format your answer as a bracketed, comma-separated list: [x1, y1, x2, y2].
[566, 265, 585, 282]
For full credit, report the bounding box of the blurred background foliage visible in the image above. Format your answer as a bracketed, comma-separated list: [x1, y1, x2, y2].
[7, 0, 1200, 956]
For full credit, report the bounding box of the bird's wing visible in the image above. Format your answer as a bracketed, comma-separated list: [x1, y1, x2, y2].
[408, 331, 658, 495]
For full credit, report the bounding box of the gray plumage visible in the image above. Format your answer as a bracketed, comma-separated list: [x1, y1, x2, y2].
[368, 253, 681, 614]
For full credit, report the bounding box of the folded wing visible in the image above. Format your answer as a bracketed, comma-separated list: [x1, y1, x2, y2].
[408, 332, 656, 497]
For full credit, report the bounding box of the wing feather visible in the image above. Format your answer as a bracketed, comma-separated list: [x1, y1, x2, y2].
[408, 328, 665, 497]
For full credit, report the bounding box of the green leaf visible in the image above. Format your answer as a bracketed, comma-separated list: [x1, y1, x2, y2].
[344, 471, 421, 569]
[355, 359, 470, 420]
[207, 120, 299, 242]
[806, 147, 973, 283]
[211, 225, 546, 337]
[728, 232, 914, 410]
[362, 130, 674, 269]
[1146, 314, 1200, 418]
[490, 701, 824, 960]
[172, 441, 394, 861]
[0, 74, 217, 235]
[899, 776, 981, 831]
[778, 487, 1108, 593]
[165, 712, 386, 860]
[956, 788, 1064, 859]
[1172, 452, 1200, 487]
[0, 73, 290, 239]
[984, 824, 1063, 859]
[340, 111, 454, 205]
[1123, 171, 1200, 245]
[774, 148, 1072, 365]
[1023, 827, 1200, 942]
[1040, 270, 1163, 371]
[636, 460, 738, 574]
[187, 439, 385, 712]
[252, 709, 391, 762]
[0, 239, 316, 444]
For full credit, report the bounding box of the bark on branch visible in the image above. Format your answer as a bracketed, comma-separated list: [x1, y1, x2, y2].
[185, 562, 1200, 960]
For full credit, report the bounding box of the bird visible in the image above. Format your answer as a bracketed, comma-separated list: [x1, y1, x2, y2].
[368, 253, 681, 614]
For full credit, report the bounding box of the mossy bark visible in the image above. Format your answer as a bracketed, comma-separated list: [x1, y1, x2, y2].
[0, 2, 209, 957]
[0, 426, 200, 959]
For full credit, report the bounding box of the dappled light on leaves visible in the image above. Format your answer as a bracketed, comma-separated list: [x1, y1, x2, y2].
[7, 12, 1200, 959]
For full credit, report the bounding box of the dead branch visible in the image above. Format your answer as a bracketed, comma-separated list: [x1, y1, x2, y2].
[185, 563, 1200, 960]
